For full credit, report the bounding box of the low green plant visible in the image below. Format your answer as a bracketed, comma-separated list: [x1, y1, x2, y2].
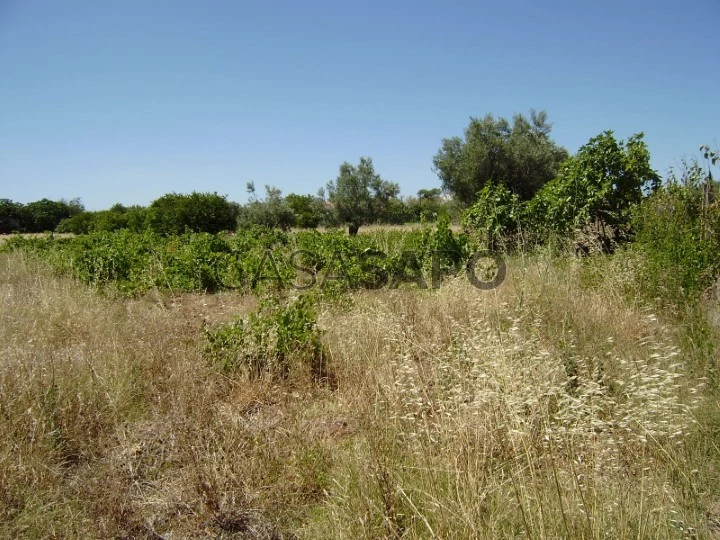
[462, 181, 523, 250]
[203, 295, 328, 381]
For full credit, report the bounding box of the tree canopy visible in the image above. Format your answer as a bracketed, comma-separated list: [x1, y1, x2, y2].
[433, 110, 568, 204]
[326, 157, 400, 234]
[527, 131, 660, 234]
[146, 192, 237, 234]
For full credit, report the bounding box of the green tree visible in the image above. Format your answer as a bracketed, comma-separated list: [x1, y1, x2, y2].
[412, 188, 445, 221]
[146, 192, 237, 234]
[124, 206, 149, 232]
[285, 193, 324, 228]
[238, 185, 296, 231]
[23, 198, 84, 232]
[326, 157, 400, 235]
[57, 212, 98, 234]
[433, 110, 568, 204]
[0, 199, 23, 234]
[528, 131, 660, 236]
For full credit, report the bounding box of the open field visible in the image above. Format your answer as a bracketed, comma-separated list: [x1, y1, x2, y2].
[0, 233, 75, 244]
[1, 245, 719, 538]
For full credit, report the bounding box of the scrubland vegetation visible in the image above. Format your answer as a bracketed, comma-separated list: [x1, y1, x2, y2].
[1, 115, 720, 538]
[2, 234, 720, 538]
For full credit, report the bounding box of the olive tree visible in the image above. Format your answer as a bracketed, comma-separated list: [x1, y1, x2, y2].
[327, 157, 399, 235]
[433, 110, 568, 204]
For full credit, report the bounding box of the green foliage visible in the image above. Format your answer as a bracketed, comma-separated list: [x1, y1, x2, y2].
[203, 295, 328, 380]
[462, 182, 523, 249]
[146, 192, 237, 234]
[238, 185, 297, 231]
[285, 193, 324, 228]
[0, 199, 24, 234]
[433, 110, 568, 204]
[412, 188, 446, 222]
[123, 206, 150, 232]
[25, 198, 84, 232]
[155, 233, 235, 292]
[529, 131, 659, 235]
[57, 204, 150, 234]
[633, 147, 720, 300]
[2, 225, 477, 295]
[0, 198, 83, 233]
[56, 212, 97, 234]
[327, 157, 400, 234]
[419, 214, 468, 264]
[93, 208, 133, 232]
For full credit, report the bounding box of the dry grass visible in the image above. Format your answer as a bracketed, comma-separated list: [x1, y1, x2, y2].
[1, 250, 718, 538]
[0, 233, 74, 243]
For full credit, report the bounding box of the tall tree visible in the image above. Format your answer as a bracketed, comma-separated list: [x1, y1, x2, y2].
[327, 157, 399, 235]
[433, 110, 568, 204]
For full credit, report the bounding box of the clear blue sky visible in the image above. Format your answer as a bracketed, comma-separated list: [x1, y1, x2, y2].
[1, 0, 718, 210]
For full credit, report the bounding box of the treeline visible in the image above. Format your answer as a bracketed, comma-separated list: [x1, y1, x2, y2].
[0, 198, 84, 234]
[3, 109, 719, 276]
[0, 186, 458, 236]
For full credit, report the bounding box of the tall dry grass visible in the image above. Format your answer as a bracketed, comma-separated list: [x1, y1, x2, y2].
[1, 249, 718, 538]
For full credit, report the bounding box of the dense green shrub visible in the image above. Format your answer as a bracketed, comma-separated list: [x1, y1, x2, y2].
[285, 194, 323, 228]
[528, 132, 659, 237]
[203, 295, 328, 380]
[56, 212, 96, 234]
[633, 149, 720, 300]
[0, 198, 83, 233]
[1, 226, 478, 295]
[462, 182, 523, 250]
[0, 199, 24, 234]
[57, 205, 150, 234]
[24, 198, 85, 232]
[146, 192, 238, 234]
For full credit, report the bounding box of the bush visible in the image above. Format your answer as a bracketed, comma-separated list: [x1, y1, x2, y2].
[285, 194, 323, 228]
[146, 192, 237, 235]
[528, 132, 659, 238]
[57, 212, 98, 234]
[203, 295, 328, 380]
[633, 170, 720, 300]
[462, 182, 523, 250]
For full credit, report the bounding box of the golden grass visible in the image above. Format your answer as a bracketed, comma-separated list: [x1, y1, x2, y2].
[1, 250, 719, 538]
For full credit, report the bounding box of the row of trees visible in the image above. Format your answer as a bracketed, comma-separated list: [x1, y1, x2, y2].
[5, 109, 706, 242]
[0, 198, 84, 234]
[239, 175, 460, 234]
[3, 109, 568, 236]
[12, 180, 456, 236]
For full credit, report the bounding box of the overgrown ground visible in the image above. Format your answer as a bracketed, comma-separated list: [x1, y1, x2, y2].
[1, 248, 719, 538]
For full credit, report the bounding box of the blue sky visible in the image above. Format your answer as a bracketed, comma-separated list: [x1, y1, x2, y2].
[1, 0, 718, 210]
